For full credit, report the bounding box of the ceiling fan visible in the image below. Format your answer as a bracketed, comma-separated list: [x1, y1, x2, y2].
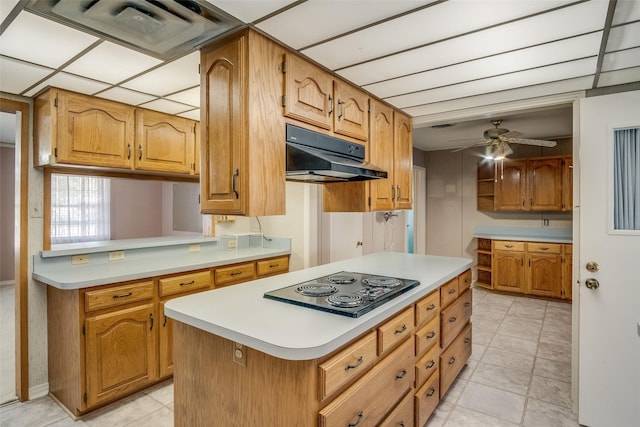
[453, 120, 557, 159]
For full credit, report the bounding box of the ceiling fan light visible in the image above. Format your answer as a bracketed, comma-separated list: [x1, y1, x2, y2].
[485, 141, 513, 160]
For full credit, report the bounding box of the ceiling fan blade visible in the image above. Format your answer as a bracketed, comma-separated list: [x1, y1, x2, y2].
[500, 130, 523, 138]
[506, 137, 557, 147]
[450, 139, 491, 152]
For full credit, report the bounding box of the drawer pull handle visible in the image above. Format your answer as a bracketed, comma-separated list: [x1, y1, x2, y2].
[345, 356, 363, 371]
[464, 337, 471, 344]
[540, 247, 549, 250]
[112, 292, 132, 299]
[394, 324, 407, 334]
[426, 387, 436, 397]
[348, 411, 363, 427]
[505, 244, 514, 248]
[230, 271, 242, 276]
[426, 360, 435, 369]
[163, 315, 167, 327]
[149, 313, 154, 331]
[426, 303, 436, 311]
[449, 316, 457, 323]
[449, 357, 456, 365]
[448, 289, 456, 295]
[395, 369, 407, 380]
[465, 278, 471, 284]
[269, 264, 279, 268]
[426, 331, 436, 339]
[464, 302, 471, 308]
[180, 280, 195, 286]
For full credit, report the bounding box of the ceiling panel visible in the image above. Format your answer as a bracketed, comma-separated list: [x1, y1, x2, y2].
[612, 0, 640, 25]
[0, 56, 53, 94]
[63, 41, 163, 85]
[166, 87, 200, 107]
[0, 11, 97, 68]
[597, 66, 640, 87]
[602, 47, 640, 72]
[0, 0, 19, 24]
[178, 109, 200, 121]
[256, 0, 437, 50]
[606, 21, 640, 52]
[139, 98, 195, 115]
[121, 52, 200, 96]
[364, 32, 602, 99]
[301, 0, 576, 71]
[24, 71, 111, 97]
[95, 87, 157, 106]
[337, 0, 608, 86]
[205, 0, 296, 23]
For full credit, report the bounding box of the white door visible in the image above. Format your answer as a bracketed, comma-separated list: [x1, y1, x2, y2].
[578, 91, 640, 426]
[321, 212, 364, 263]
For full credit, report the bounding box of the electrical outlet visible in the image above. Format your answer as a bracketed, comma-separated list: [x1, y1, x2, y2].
[233, 342, 246, 367]
[189, 244, 201, 253]
[227, 239, 237, 249]
[543, 218, 550, 227]
[71, 255, 88, 265]
[108, 250, 125, 261]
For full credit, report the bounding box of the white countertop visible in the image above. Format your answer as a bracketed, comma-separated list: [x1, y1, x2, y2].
[474, 226, 572, 243]
[165, 252, 472, 361]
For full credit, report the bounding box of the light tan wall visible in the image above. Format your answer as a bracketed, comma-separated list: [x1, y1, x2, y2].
[425, 146, 572, 267]
[0, 145, 15, 281]
[110, 178, 163, 240]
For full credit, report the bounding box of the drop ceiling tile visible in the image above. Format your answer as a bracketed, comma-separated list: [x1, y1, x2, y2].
[256, 0, 437, 49]
[387, 58, 597, 108]
[177, 109, 200, 121]
[138, 98, 194, 115]
[95, 87, 157, 106]
[0, 11, 98, 69]
[364, 32, 602, 99]
[24, 72, 110, 98]
[64, 42, 163, 84]
[0, 56, 54, 95]
[122, 52, 200, 96]
[612, 0, 640, 25]
[302, 0, 583, 71]
[0, 0, 19, 24]
[597, 66, 640, 87]
[166, 87, 200, 108]
[205, 0, 297, 23]
[337, 1, 608, 85]
[606, 21, 640, 52]
[602, 47, 640, 72]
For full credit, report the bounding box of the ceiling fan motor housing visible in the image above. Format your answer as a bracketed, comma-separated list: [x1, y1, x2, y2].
[484, 127, 509, 139]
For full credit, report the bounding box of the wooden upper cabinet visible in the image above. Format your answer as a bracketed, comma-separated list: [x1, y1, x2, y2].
[495, 159, 527, 211]
[369, 99, 395, 211]
[200, 29, 285, 216]
[562, 156, 573, 211]
[135, 109, 197, 175]
[528, 158, 562, 211]
[393, 112, 413, 210]
[35, 88, 134, 169]
[283, 53, 368, 142]
[283, 52, 333, 130]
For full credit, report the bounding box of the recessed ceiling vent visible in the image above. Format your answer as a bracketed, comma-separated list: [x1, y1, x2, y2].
[26, 0, 242, 59]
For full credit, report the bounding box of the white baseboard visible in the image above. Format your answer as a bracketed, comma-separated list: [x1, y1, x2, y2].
[0, 280, 15, 287]
[29, 383, 49, 400]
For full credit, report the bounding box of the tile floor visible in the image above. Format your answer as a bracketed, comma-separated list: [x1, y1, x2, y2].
[0, 286, 579, 426]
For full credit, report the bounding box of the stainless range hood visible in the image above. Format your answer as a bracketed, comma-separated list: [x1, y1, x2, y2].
[286, 124, 387, 183]
[26, 0, 242, 60]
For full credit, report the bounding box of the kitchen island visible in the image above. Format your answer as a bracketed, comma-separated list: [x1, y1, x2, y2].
[165, 252, 473, 426]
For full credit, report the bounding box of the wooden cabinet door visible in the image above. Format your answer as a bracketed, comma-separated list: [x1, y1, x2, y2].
[56, 90, 134, 169]
[135, 109, 196, 175]
[495, 159, 526, 210]
[527, 253, 562, 297]
[200, 35, 246, 214]
[158, 300, 173, 378]
[283, 52, 333, 130]
[561, 244, 573, 300]
[493, 250, 525, 292]
[562, 156, 573, 211]
[528, 158, 562, 211]
[393, 112, 413, 210]
[369, 100, 395, 211]
[85, 302, 157, 408]
[333, 80, 368, 141]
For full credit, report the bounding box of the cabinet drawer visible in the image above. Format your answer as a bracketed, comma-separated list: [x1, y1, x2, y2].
[459, 269, 472, 293]
[527, 242, 562, 254]
[415, 289, 439, 328]
[319, 331, 378, 401]
[159, 270, 211, 297]
[440, 277, 459, 309]
[415, 344, 439, 389]
[493, 240, 525, 251]
[415, 315, 439, 358]
[378, 307, 415, 355]
[441, 289, 472, 350]
[214, 262, 256, 286]
[318, 339, 414, 427]
[256, 256, 289, 276]
[378, 390, 413, 427]
[440, 323, 472, 398]
[564, 244, 573, 255]
[84, 281, 154, 312]
[415, 368, 440, 427]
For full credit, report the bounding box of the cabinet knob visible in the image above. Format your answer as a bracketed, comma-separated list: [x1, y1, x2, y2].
[394, 324, 407, 335]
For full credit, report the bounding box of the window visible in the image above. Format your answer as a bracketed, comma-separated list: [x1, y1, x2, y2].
[51, 175, 110, 244]
[613, 127, 640, 231]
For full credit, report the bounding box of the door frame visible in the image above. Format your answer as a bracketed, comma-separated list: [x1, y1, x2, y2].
[0, 98, 30, 401]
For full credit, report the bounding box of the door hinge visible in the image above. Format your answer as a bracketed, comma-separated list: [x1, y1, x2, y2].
[282, 95, 286, 107]
[83, 393, 87, 403]
[54, 96, 58, 108]
[282, 61, 286, 73]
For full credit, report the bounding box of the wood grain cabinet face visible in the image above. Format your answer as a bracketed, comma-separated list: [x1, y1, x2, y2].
[415, 289, 440, 328]
[561, 244, 573, 300]
[256, 256, 289, 277]
[528, 158, 562, 211]
[440, 323, 471, 398]
[493, 249, 526, 293]
[378, 389, 414, 427]
[496, 159, 527, 210]
[332, 80, 369, 141]
[378, 307, 415, 356]
[526, 243, 562, 298]
[368, 99, 396, 211]
[415, 368, 440, 427]
[214, 262, 257, 287]
[392, 112, 413, 210]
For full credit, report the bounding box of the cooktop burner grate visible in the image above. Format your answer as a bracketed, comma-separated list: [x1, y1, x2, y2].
[326, 293, 363, 308]
[327, 274, 357, 284]
[362, 276, 403, 288]
[295, 283, 338, 297]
